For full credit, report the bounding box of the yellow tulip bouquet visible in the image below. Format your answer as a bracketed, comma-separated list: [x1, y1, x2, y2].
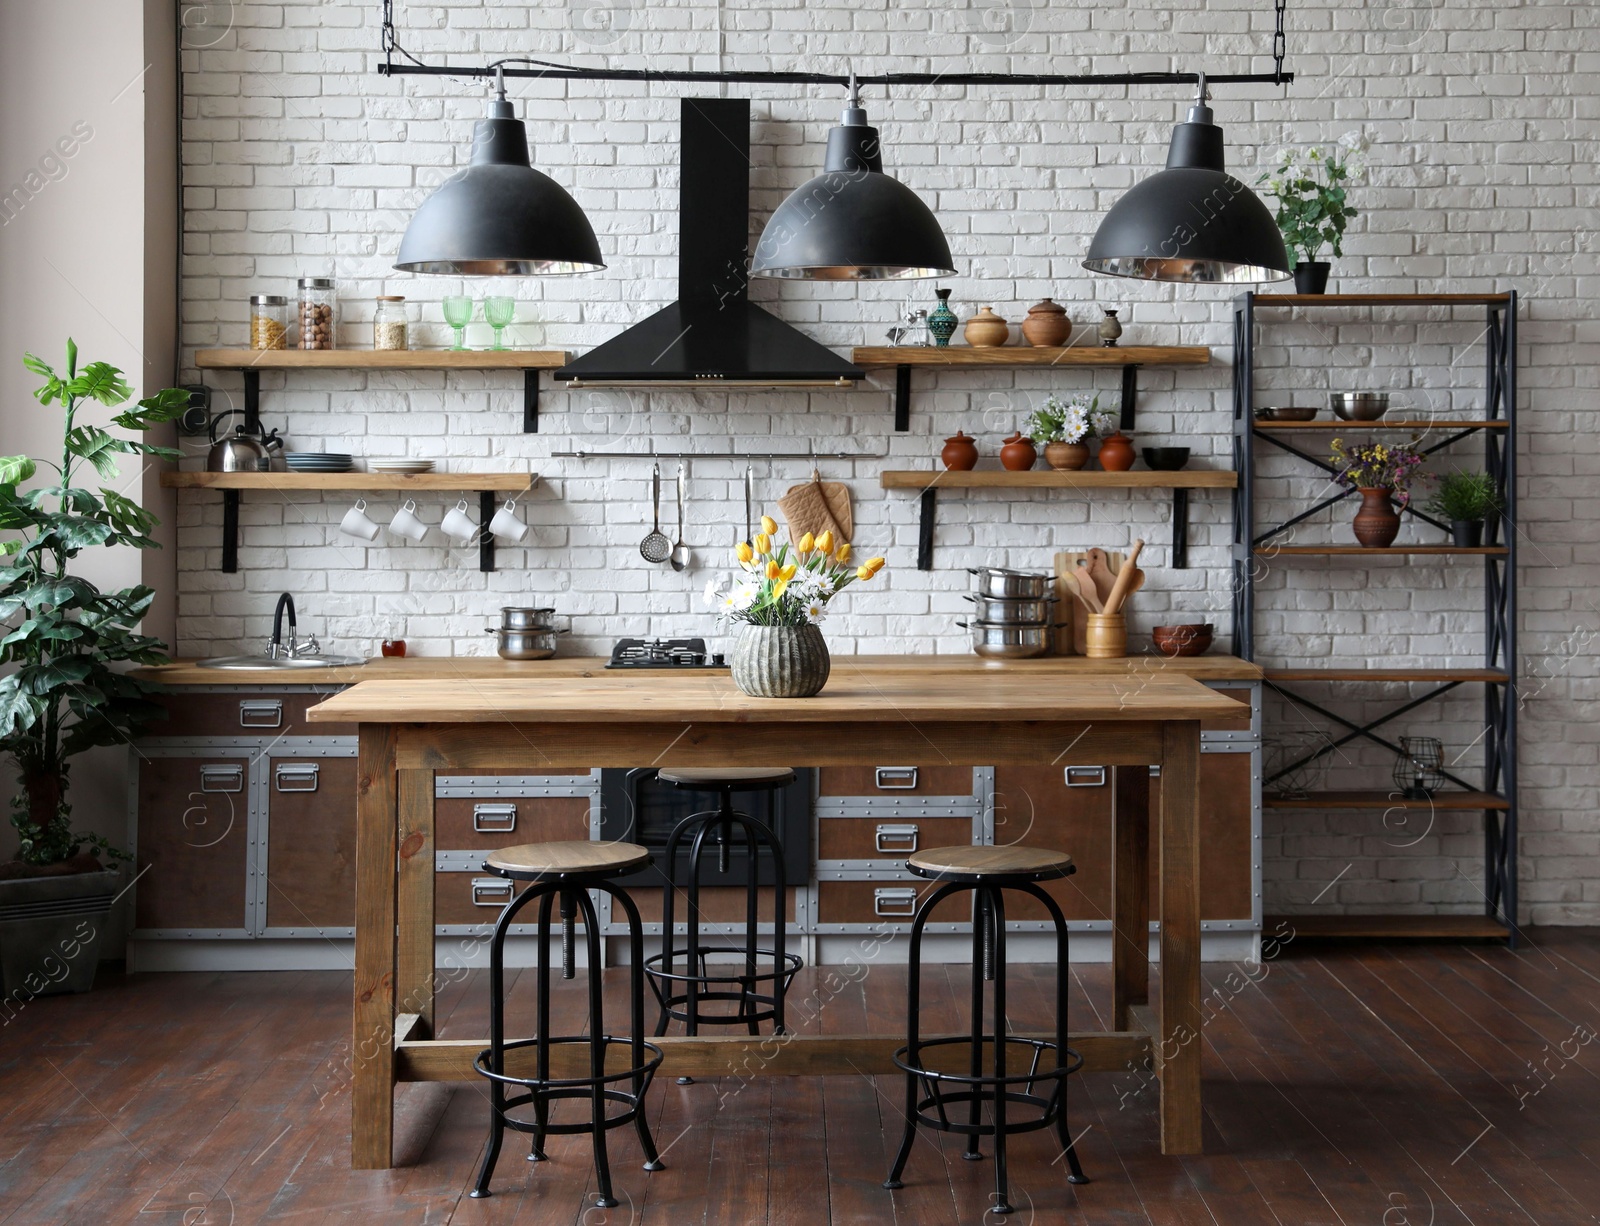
[704, 515, 886, 627]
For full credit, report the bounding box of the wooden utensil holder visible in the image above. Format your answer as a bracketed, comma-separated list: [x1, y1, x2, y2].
[1084, 612, 1127, 659]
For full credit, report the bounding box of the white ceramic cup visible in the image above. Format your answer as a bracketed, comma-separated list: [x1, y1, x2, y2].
[339, 499, 381, 541]
[388, 499, 428, 542]
[440, 499, 479, 543]
[488, 499, 529, 542]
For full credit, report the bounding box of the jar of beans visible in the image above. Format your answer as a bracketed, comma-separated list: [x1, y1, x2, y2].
[297, 277, 336, 350]
[249, 294, 288, 350]
[373, 296, 408, 351]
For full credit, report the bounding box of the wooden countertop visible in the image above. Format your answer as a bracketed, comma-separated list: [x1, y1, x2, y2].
[139, 653, 1263, 687]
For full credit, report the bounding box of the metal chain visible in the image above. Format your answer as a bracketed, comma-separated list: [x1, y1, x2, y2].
[1273, 0, 1288, 84]
[381, 0, 395, 74]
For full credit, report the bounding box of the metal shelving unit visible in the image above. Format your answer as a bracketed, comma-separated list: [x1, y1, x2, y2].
[1231, 291, 1518, 942]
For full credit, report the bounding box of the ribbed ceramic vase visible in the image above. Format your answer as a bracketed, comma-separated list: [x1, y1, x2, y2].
[731, 623, 831, 698]
[1352, 487, 1401, 548]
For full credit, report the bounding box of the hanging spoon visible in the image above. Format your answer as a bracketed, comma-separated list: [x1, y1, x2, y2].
[670, 463, 691, 572]
[640, 462, 671, 563]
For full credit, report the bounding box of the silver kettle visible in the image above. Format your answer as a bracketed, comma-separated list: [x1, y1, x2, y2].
[207, 411, 282, 473]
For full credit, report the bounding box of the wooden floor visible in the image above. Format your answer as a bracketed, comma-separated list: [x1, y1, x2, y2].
[3, 931, 1599, 1224]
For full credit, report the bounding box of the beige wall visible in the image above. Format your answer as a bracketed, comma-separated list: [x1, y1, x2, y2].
[0, 0, 178, 866]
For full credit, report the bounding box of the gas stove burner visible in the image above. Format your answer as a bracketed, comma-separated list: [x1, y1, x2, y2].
[606, 636, 727, 669]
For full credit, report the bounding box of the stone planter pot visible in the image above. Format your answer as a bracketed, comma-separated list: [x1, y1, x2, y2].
[1352, 487, 1401, 548]
[730, 623, 831, 698]
[0, 867, 120, 998]
[1043, 441, 1090, 471]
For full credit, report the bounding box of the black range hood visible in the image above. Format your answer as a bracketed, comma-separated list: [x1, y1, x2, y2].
[555, 99, 864, 388]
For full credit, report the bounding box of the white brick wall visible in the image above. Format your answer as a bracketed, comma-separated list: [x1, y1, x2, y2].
[176, 0, 1598, 924]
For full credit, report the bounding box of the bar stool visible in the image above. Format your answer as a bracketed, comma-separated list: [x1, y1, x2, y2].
[470, 840, 664, 1208]
[884, 844, 1089, 1214]
[644, 768, 802, 1044]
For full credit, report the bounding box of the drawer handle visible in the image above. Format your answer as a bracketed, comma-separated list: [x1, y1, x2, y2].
[472, 878, 515, 907]
[1064, 766, 1107, 788]
[875, 824, 920, 853]
[199, 764, 244, 793]
[873, 887, 919, 917]
[274, 763, 319, 793]
[238, 699, 283, 728]
[875, 767, 918, 790]
[472, 803, 518, 833]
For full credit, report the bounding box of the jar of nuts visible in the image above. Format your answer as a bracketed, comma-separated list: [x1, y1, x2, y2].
[249, 294, 289, 350]
[297, 277, 337, 350]
[373, 296, 408, 351]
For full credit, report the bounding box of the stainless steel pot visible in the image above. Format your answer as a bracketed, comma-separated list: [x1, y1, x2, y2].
[497, 606, 559, 632]
[967, 567, 1052, 600]
[485, 626, 567, 660]
[1330, 392, 1391, 421]
[963, 593, 1057, 623]
[956, 619, 1059, 659]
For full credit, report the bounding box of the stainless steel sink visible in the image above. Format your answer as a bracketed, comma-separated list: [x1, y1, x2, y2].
[196, 654, 367, 670]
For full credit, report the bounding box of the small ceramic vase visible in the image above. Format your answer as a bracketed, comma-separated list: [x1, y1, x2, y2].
[941, 430, 979, 471]
[964, 306, 1010, 348]
[1096, 431, 1136, 472]
[1043, 441, 1090, 471]
[1021, 299, 1071, 348]
[1000, 432, 1038, 472]
[1352, 488, 1401, 548]
[1098, 308, 1123, 347]
[927, 289, 958, 348]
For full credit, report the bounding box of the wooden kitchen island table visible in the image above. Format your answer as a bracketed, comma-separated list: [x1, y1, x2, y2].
[306, 663, 1249, 1169]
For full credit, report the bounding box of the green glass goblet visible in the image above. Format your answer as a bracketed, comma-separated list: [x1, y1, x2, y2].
[442, 295, 474, 351]
[483, 296, 515, 351]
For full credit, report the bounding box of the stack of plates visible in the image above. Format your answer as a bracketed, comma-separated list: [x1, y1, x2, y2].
[368, 459, 436, 474]
[285, 452, 354, 473]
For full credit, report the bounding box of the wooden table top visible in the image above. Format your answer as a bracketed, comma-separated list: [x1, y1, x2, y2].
[305, 667, 1245, 725]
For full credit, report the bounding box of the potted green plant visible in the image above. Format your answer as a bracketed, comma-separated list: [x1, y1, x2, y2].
[1258, 132, 1367, 293]
[1426, 470, 1504, 548]
[1329, 437, 1426, 548]
[0, 341, 187, 998]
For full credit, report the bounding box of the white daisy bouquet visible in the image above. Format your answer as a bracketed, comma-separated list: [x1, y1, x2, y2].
[1024, 393, 1119, 445]
[704, 514, 886, 627]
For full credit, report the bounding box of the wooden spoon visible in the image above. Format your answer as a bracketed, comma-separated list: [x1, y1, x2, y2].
[1103, 540, 1146, 616]
[1074, 566, 1104, 613]
[1085, 548, 1118, 606]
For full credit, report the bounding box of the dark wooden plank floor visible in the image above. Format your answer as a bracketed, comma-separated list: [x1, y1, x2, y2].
[2, 930, 1598, 1224]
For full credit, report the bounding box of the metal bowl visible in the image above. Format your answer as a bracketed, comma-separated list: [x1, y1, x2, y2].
[967, 567, 1052, 600]
[498, 606, 558, 631]
[964, 593, 1057, 623]
[486, 627, 565, 659]
[957, 619, 1058, 659]
[1330, 392, 1390, 421]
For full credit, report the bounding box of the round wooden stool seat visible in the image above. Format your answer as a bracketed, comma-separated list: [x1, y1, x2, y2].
[907, 844, 1074, 882]
[484, 840, 651, 881]
[657, 767, 795, 789]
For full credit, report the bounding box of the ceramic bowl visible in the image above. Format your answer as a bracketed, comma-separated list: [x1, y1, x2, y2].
[1142, 447, 1191, 471]
[1151, 623, 1215, 657]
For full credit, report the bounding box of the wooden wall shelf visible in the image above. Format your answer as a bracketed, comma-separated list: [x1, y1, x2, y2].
[1262, 914, 1510, 940]
[162, 470, 539, 574]
[193, 349, 571, 434]
[849, 344, 1211, 432]
[1254, 545, 1508, 556]
[880, 468, 1235, 570]
[1252, 293, 1515, 308]
[1265, 790, 1510, 811]
[1265, 668, 1511, 682]
[1253, 419, 1510, 432]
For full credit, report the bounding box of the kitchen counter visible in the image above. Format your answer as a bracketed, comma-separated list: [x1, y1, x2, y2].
[138, 652, 1262, 687]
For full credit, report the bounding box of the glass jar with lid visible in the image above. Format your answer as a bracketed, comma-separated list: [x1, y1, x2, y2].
[373, 296, 408, 351]
[249, 295, 289, 350]
[297, 277, 336, 350]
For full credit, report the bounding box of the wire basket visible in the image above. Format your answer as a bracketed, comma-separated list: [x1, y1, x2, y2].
[1265, 730, 1334, 799]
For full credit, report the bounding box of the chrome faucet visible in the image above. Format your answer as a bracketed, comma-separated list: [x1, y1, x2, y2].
[266, 593, 320, 660]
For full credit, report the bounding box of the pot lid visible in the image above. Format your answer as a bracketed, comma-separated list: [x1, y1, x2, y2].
[1026, 298, 1066, 316]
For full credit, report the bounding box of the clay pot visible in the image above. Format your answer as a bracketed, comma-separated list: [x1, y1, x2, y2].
[941, 430, 979, 471]
[1152, 623, 1215, 658]
[1096, 431, 1136, 472]
[963, 306, 1010, 348]
[1098, 308, 1123, 347]
[1043, 441, 1090, 471]
[1352, 487, 1401, 548]
[1021, 299, 1071, 348]
[1000, 432, 1037, 472]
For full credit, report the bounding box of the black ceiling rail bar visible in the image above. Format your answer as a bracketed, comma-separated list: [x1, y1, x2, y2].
[378, 64, 1294, 89]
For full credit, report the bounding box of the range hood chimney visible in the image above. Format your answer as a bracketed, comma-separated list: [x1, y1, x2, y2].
[554, 99, 864, 388]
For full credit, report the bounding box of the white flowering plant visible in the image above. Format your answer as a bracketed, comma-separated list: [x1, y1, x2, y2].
[703, 514, 885, 627]
[1024, 393, 1119, 446]
[1257, 132, 1369, 265]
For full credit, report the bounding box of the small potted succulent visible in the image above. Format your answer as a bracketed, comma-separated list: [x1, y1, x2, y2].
[1426, 470, 1504, 547]
[1258, 132, 1368, 293]
[1329, 437, 1426, 548]
[1025, 394, 1118, 472]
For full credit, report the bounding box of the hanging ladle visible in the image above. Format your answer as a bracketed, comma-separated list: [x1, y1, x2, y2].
[670, 463, 691, 572]
[640, 462, 671, 563]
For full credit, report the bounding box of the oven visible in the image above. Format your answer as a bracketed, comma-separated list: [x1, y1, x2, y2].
[597, 767, 813, 887]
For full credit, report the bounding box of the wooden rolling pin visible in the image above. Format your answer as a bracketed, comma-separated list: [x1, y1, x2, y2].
[1101, 539, 1145, 616]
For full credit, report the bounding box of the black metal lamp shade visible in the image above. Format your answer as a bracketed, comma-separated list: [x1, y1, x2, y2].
[751, 87, 955, 281]
[394, 92, 603, 276]
[1083, 87, 1290, 285]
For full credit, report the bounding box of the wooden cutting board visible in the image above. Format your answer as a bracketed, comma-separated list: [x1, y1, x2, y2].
[1054, 550, 1125, 655]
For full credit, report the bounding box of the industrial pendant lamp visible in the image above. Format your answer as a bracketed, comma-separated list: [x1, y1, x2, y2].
[394, 68, 603, 275]
[751, 75, 955, 281]
[1083, 76, 1290, 284]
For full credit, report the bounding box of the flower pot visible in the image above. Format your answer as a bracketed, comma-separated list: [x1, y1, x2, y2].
[1096, 431, 1136, 472]
[730, 623, 830, 698]
[1000, 433, 1037, 472]
[1352, 487, 1401, 548]
[941, 430, 979, 471]
[1021, 299, 1071, 348]
[1451, 519, 1484, 548]
[927, 289, 958, 348]
[1293, 262, 1331, 294]
[0, 867, 120, 998]
[963, 306, 1010, 347]
[1043, 441, 1090, 471]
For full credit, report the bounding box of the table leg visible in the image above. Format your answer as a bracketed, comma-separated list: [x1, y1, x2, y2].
[1111, 765, 1150, 1031]
[1158, 720, 1203, 1154]
[396, 768, 437, 1037]
[352, 724, 399, 1169]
